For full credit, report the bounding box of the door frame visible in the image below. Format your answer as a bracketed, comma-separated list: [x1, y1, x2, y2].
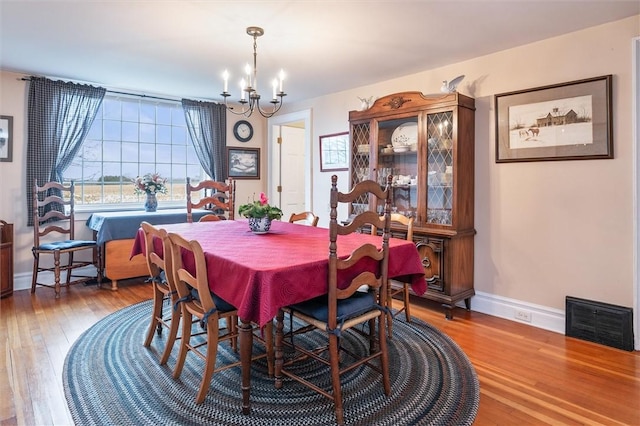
[267, 109, 313, 211]
[633, 36, 639, 350]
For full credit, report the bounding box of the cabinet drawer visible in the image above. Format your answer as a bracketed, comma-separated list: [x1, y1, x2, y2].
[415, 238, 444, 292]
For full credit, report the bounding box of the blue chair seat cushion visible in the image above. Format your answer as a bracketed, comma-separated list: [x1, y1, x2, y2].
[37, 240, 96, 251]
[290, 291, 376, 323]
[188, 287, 236, 313]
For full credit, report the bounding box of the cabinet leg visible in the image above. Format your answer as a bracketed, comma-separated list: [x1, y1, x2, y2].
[111, 280, 118, 291]
[464, 297, 471, 311]
[443, 304, 454, 320]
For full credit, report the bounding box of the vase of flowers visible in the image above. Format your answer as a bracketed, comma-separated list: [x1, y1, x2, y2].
[238, 192, 283, 233]
[133, 173, 167, 212]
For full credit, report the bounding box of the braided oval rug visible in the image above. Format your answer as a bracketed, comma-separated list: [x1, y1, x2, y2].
[63, 300, 479, 426]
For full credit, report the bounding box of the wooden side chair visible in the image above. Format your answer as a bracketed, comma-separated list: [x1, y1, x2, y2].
[288, 211, 319, 227]
[372, 213, 414, 336]
[186, 177, 235, 223]
[275, 175, 393, 425]
[31, 179, 102, 298]
[141, 222, 181, 366]
[167, 232, 274, 405]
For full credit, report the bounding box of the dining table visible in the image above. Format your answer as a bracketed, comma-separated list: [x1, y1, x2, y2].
[130, 219, 426, 414]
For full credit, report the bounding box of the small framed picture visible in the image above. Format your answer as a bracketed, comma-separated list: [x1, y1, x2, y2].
[319, 132, 349, 172]
[227, 147, 260, 179]
[495, 75, 613, 163]
[0, 115, 13, 163]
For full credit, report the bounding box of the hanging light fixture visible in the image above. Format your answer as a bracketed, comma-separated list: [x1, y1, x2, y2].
[220, 26, 286, 118]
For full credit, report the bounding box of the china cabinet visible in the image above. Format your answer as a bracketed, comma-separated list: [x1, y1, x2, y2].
[348, 91, 475, 319]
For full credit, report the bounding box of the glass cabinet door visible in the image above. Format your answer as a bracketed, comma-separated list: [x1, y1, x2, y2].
[376, 117, 419, 218]
[350, 122, 371, 215]
[426, 111, 453, 225]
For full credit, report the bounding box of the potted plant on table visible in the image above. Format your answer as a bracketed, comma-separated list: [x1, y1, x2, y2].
[238, 192, 283, 234]
[133, 173, 167, 212]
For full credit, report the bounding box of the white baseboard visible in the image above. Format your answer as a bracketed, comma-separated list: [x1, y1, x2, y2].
[13, 271, 567, 335]
[465, 291, 565, 335]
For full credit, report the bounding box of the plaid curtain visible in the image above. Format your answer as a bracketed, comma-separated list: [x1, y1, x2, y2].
[181, 99, 227, 181]
[26, 77, 106, 226]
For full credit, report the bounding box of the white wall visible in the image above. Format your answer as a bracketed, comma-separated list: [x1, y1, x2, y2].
[280, 16, 640, 322]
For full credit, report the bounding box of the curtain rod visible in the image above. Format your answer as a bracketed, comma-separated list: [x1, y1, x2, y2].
[19, 76, 205, 104]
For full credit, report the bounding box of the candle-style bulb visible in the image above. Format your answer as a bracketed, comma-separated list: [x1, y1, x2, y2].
[278, 69, 285, 93]
[222, 69, 229, 93]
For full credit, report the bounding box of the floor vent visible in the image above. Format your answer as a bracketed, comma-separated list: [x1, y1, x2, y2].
[565, 296, 634, 351]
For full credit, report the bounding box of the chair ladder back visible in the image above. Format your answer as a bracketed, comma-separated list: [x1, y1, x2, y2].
[328, 174, 393, 319]
[167, 232, 216, 314]
[186, 177, 235, 222]
[33, 179, 76, 246]
[288, 211, 319, 227]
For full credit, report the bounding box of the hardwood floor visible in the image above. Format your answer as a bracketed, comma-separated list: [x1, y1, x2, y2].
[1, 280, 639, 425]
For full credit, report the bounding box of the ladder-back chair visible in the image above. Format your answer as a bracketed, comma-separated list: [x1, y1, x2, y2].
[276, 174, 393, 425]
[31, 180, 102, 298]
[372, 212, 414, 336]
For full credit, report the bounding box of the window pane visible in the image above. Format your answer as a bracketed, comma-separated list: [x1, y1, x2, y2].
[172, 108, 186, 126]
[156, 144, 171, 163]
[122, 142, 139, 162]
[140, 103, 155, 124]
[140, 123, 155, 143]
[157, 125, 171, 144]
[172, 145, 186, 162]
[122, 100, 139, 122]
[104, 120, 122, 141]
[122, 122, 138, 142]
[172, 126, 187, 145]
[88, 119, 102, 139]
[157, 105, 171, 125]
[103, 141, 121, 162]
[103, 99, 121, 120]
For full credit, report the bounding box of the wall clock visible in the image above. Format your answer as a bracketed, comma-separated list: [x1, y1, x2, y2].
[233, 120, 253, 142]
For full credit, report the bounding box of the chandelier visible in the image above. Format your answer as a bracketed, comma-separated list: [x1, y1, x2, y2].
[220, 26, 287, 118]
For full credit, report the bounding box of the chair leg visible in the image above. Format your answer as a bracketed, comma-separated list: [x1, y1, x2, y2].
[66, 252, 74, 285]
[403, 284, 412, 323]
[173, 309, 193, 379]
[31, 251, 39, 293]
[196, 320, 219, 404]
[378, 314, 391, 396]
[160, 304, 181, 366]
[386, 291, 394, 338]
[54, 250, 61, 298]
[143, 285, 163, 348]
[328, 333, 345, 425]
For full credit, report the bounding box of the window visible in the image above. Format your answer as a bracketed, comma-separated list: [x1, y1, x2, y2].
[64, 95, 205, 207]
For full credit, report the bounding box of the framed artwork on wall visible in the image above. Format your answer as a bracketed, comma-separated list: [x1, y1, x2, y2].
[0, 115, 13, 163]
[319, 132, 349, 172]
[227, 147, 260, 179]
[495, 75, 613, 163]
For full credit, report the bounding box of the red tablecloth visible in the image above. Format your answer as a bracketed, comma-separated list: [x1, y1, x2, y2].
[131, 220, 425, 327]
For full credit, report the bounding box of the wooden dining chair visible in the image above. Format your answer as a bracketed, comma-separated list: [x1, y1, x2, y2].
[31, 179, 102, 298]
[141, 222, 181, 366]
[288, 211, 319, 227]
[371, 213, 414, 336]
[167, 232, 274, 405]
[186, 177, 235, 223]
[276, 174, 393, 425]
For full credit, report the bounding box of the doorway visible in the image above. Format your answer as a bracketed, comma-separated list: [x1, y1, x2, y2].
[267, 109, 313, 221]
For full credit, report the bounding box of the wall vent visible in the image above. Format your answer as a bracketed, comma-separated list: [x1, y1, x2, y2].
[565, 296, 634, 351]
